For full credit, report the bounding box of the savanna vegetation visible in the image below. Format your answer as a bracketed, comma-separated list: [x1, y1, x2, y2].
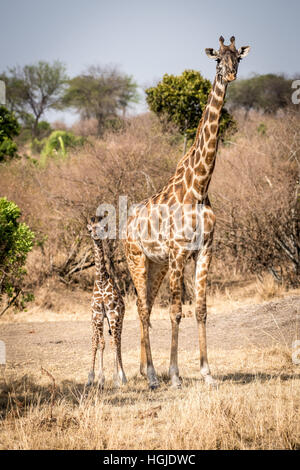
[0, 62, 299, 313]
[0, 63, 299, 450]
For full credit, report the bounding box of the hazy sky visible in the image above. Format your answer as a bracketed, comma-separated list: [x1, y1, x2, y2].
[1, 0, 299, 123]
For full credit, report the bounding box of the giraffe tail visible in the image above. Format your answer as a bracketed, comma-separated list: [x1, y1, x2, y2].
[106, 316, 112, 335]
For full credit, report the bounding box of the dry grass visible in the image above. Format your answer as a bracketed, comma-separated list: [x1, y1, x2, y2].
[1, 110, 299, 449]
[1, 344, 299, 450]
[255, 274, 286, 301]
[1, 276, 298, 323]
[1, 282, 299, 449]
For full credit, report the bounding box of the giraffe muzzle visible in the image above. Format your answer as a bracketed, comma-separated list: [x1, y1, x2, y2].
[226, 73, 236, 82]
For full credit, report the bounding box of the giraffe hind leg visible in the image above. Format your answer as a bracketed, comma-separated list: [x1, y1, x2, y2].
[168, 252, 185, 389]
[195, 205, 218, 388]
[127, 249, 159, 389]
[87, 307, 105, 389]
[109, 311, 127, 387]
[97, 322, 105, 390]
[138, 262, 168, 378]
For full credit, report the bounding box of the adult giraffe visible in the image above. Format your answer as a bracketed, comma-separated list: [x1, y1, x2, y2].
[125, 36, 250, 389]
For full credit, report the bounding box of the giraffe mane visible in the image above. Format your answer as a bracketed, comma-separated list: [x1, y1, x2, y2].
[175, 83, 214, 171]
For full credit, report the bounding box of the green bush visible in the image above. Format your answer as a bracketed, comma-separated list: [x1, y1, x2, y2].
[226, 74, 293, 113]
[0, 137, 18, 160]
[146, 70, 235, 142]
[0, 197, 35, 305]
[31, 137, 47, 155]
[36, 120, 52, 139]
[0, 105, 20, 162]
[41, 130, 85, 161]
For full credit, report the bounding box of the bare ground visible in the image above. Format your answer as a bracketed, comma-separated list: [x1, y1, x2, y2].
[1, 294, 300, 450]
[1, 295, 299, 379]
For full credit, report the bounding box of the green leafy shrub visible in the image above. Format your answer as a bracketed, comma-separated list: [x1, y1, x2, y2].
[0, 105, 20, 162]
[146, 70, 235, 142]
[36, 120, 52, 139]
[31, 137, 47, 155]
[41, 130, 85, 162]
[0, 197, 35, 310]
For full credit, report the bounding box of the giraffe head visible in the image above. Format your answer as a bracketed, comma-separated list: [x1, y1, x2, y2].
[205, 36, 250, 83]
[87, 215, 105, 240]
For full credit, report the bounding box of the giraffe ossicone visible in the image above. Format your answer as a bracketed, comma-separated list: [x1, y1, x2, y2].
[124, 36, 250, 390]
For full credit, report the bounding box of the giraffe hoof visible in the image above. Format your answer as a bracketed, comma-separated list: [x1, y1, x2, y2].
[170, 381, 182, 389]
[170, 375, 182, 389]
[114, 376, 127, 388]
[97, 377, 105, 391]
[84, 384, 92, 397]
[204, 375, 218, 389]
[87, 371, 95, 387]
[149, 382, 159, 390]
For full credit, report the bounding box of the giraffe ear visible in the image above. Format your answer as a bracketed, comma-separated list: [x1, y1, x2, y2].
[205, 48, 219, 60]
[238, 46, 250, 59]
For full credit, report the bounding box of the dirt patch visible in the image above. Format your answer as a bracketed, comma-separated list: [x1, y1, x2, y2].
[1, 295, 299, 370]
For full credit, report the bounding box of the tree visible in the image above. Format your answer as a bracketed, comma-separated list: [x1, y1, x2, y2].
[0, 197, 35, 315]
[146, 70, 234, 152]
[0, 61, 68, 137]
[0, 105, 20, 162]
[61, 66, 139, 136]
[226, 74, 294, 114]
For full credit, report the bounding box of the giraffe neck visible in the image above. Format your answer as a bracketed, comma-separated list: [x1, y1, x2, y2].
[92, 238, 109, 284]
[183, 76, 227, 201]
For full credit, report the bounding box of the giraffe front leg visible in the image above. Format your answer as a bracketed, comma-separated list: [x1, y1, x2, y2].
[137, 299, 147, 378]
[109, 312, 127, 387]
[87, 318, 98, 386]
[87, 309, 105, 388]
[195, 208, 217, 388]
[168, 255, 185, 389]
[137, 299, 159, 389]
[139, 262, 168, 378]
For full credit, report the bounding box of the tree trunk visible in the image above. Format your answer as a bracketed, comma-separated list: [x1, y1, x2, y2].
[32, 117, 39, 139]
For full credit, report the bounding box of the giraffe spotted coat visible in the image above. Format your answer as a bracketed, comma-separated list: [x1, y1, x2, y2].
[87, 216, 127, 389]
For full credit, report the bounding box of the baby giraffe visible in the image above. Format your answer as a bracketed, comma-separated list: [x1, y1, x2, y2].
[86, 216, 127, 389]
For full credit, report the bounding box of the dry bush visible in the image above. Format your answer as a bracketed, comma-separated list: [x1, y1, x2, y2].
[0, 110, 298, 310]
[71, 118, 99, 137]
[0, 113, 180, 298]
[51, 121, 69, 131]
[211, 109, 300, 286]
